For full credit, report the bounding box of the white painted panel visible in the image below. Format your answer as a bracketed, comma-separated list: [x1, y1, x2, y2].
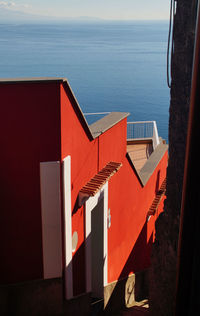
[85, 199, 92, 293]
[103, 182, 108, 286]
[63, 156, 73, 300]
[40, 161, 62, 279]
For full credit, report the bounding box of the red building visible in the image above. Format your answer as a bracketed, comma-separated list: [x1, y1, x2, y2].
[0, 78, 168, 315]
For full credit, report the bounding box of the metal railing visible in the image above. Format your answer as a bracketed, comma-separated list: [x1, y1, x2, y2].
[84, 112, 111, 116]
[84, 112, 111, 125]
[127, 121, 160, 150]
[83, 112, 160, 150]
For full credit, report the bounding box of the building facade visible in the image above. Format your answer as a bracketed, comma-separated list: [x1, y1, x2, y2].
[0, 78, 168, 315]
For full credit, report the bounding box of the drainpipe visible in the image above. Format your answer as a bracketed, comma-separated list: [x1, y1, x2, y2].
[175, 2, 200, 315]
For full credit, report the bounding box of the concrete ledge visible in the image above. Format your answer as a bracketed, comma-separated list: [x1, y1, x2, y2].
[127, 138, 152, 145]
[90, 112, 130, 138]
[139, 142, 168, 186]
[0, 77, 65, 84]
[127, 142, 168, 187]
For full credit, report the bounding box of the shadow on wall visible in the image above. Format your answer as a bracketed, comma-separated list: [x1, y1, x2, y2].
[70, 169, 162, 313]
[104, 221, 153, 314]
[69, 219, 153, 313]
[155, 170, 160, 194]
[72, 241, 86, 296]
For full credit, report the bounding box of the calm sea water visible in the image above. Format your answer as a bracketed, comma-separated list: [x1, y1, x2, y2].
[0, 21, 169, 141]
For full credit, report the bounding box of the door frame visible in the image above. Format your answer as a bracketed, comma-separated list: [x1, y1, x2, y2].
[85, 182, 108, 294]
[63, 155, 73, 300]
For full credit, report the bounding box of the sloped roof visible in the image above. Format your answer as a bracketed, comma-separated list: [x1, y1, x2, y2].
[90, 112, 129, 138]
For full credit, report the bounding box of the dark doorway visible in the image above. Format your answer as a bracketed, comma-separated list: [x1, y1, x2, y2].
[91, 197, 104, 299]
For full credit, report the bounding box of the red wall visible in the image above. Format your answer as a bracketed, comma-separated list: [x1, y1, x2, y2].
[60, 82, 168, 292]
[60, 84, 99, 294]
[95, 116, 168, 283]
[107, 152, 168, 282]
[0, 80, 168, 295]
[60, 84, 98, 206]
[0, 82, 61, 283]
[98, 119, 127, 169]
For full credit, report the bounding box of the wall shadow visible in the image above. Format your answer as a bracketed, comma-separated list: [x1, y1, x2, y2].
[69, 187, 157, 314]
[65, 218, 154, 315]
[72, 242, 86, 297]
[155, 170, 160, 194]
[104, 220, 153, 314]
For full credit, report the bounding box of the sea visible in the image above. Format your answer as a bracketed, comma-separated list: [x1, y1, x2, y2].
[0, 21, 170, 142]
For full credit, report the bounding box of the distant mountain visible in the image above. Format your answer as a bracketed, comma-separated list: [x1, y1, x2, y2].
[0, 7, 47, 23]
[0, 7, 104, 23]
[73, 16, 104, 21]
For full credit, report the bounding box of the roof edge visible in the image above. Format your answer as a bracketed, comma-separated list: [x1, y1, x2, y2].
[89, 112, 130, 139]
[127, 141, 168, 187]
[0, 77, 66, 84]
[139, 142, 168, 186]
[61, 79, 94, 140]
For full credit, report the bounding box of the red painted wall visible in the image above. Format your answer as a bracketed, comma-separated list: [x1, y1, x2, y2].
[0, 80, 168, 298]
[60, 83, 168, 291]
[0, 82, 61, 283]
[60, 84, 99, 295]
[107, 151, 168, 283]
[96, 119, 167, 283]
[98, 119, 127, 169]
[60, 84, 98, 206]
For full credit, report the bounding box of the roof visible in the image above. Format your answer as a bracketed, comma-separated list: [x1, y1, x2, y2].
[0, 77, 65, 84]
[80, 161, 122, 196]
[0, 77, 129, 140]
[90, 112, 129, 138]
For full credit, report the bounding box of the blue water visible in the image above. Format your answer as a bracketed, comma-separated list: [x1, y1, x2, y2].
[0, 21, 169, 141]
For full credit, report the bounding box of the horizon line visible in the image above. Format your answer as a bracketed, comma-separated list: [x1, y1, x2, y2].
[0, 17, 169, 23]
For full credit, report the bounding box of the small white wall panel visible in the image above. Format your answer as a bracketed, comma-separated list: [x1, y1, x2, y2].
[40, 161, 62, 279]
[63, 155, 73, 300]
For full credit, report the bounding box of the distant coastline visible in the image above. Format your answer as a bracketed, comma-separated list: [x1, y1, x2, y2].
[0, 6, 169, 24]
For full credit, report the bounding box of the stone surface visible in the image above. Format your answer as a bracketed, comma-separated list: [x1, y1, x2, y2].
[149, 1, 198, 315]
[0, 279, 91, 316]
[111, 302, 150, 316]
[104, 271, 149, 315]
[0, 278, 63, 316]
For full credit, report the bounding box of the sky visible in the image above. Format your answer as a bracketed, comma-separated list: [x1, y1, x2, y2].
[0, 0, 170, 20]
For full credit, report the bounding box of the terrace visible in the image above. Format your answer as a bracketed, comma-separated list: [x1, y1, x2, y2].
[126, 121, 160, 172]
[85, 113, 167, 185]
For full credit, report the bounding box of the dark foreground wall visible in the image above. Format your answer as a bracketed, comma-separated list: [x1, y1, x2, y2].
[149, 1, 198, 315]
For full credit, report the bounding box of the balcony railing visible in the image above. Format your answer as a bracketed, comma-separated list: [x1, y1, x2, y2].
[84, 112, 160, 150]
[127, 121, 160, 150]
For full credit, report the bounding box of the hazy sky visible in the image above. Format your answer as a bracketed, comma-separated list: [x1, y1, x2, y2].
[0, 0, 170, 20]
